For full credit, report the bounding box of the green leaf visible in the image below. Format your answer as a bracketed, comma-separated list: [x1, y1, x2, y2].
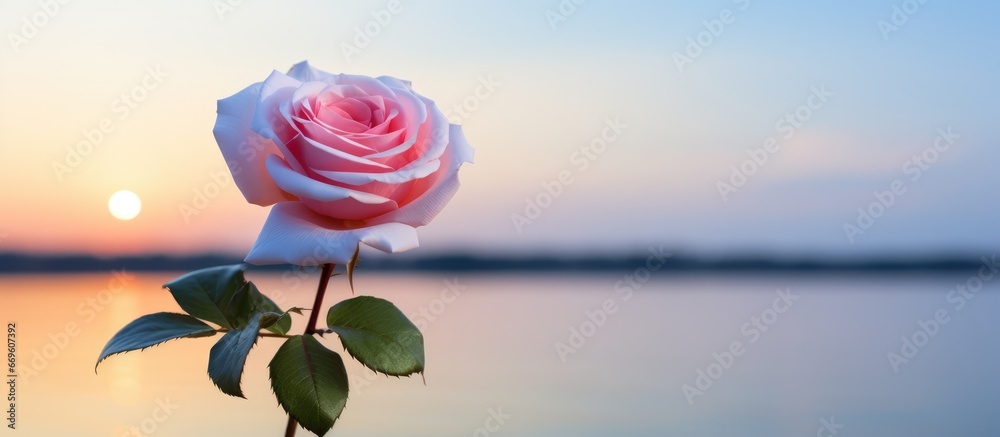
[163, 265, 247, 329]
[260, 307, 304, 336]
[233, 282, 289, 334]
[97, 312, 216, 370]
[164, 265, 288, 333]
[269, 335, 349, 436]
[208, 313, 262, 398]
[326, 296, 424, 376]
[346, 244, 361, 294]
[258, 312, 284, 331]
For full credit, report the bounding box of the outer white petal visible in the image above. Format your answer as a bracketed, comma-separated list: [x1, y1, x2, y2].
[250, 70, 305, 172]
[376, 75, 413, 90]
[245, 202, 419, 266]
[286, 61, 336, 82]
[368, 124, 475, 227]
[449, 124, 476, 165]
[212, 82, 293, 206]
[327, 73, 399, 100]
[290, 63, 400, 102]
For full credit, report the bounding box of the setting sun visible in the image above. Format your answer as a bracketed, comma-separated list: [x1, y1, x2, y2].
[108, 190, 142, 221]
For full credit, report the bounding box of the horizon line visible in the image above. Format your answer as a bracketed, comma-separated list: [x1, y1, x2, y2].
[0, 251, 994, 274]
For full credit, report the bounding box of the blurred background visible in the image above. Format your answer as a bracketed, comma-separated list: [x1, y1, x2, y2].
[1, 1, 999, 436]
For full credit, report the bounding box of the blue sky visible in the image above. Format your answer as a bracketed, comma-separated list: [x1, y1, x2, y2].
[1, 0, 998, 257]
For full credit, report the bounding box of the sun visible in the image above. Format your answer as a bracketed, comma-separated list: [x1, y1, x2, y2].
[108, 190, 142, 221]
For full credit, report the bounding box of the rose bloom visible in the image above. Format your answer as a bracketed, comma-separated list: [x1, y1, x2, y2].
[214, 62, 473, 266]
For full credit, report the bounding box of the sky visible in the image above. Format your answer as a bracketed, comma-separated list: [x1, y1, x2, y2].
[0, 0, 998, 258]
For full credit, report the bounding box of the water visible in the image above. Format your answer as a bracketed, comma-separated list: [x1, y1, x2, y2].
[3, 272, 999, 436]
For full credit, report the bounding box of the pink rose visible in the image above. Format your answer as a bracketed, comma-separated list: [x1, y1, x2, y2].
[214, 61, 474, 265]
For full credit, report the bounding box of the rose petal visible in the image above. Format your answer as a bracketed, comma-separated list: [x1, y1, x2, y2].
[291, 116, 376, 156]
[286, 132, 393, 173]
[331, 98, 373, 126]
[213, 82, 294, 206]
[326, 73, 399, 101]
[266, 154, 399, 220]
[348, 125, 407, 151]
[363, 87, 428, 160]
[265, 154, 393, 205]
[397, 97, 451, 168]
[320, 84, 370, 101]
[251, 70, 308, 173]
[312, 159, 440, 186]
[357, 95, 387, 121]
[292, 65, 399, 102]
[368, 124, 474, 227]
[245, 202, 419, 266]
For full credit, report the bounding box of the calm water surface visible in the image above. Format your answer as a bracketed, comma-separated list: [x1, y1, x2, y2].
[2, 272, 999, 436]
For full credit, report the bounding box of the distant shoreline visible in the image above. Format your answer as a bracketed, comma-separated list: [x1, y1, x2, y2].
[0, 252, 993, 274]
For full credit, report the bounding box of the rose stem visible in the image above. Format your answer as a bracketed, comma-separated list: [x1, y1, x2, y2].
[284, 262, 336, 437]
[284, 416, 299, 437]
[305, 263, 336, 335]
